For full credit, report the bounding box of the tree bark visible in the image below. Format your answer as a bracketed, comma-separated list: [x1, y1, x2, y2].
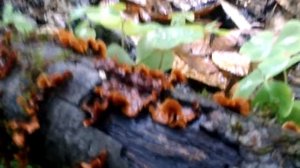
[1, 40, 300, 168]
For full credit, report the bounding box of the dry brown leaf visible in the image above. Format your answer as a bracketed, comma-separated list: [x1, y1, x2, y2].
[174, 35, 212, 57]
[212, 51, 250, 76]
[172, 55, 230, 89]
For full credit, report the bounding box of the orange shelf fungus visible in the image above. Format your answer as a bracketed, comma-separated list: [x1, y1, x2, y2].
[70, 38, 89, 54]
[149, 98, 197, 128]
[12, 132, 25, 148]
[169, 69, 187, 84]
[108, 90, 156, 118]
[0, 44, 17, 79]
[16, 94, 42, 116]
[57, 29, 88, 54]
[36, 70, 73, 89]
[56, 29, 107, 58]
[282, 121, 300, 133]
[80, 150, 107, 168]
[83, 59, 200, 128]
[82, 100, 109, 127]
[88, 39, 107, 58]
[213, 92, 250, 116]
[8, 116, 40, 135]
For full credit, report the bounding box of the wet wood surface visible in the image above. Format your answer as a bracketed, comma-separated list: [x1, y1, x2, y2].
[0, 40, 300, 168]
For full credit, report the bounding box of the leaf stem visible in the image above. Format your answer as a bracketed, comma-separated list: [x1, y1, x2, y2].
[158, 51, 164, 70]
[121, 19, 125, 48]
[284, 70, 288, 83]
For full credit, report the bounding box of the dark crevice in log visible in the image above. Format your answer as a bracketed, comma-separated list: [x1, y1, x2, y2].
[99, 112, 241, 168]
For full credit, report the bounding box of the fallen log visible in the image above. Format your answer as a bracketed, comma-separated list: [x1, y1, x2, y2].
[0, 38, 300, 168]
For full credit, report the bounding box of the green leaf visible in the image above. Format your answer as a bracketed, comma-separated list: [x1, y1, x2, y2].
[143, 26, 204, 50]
[74, 21, 96, 39]
[110, 2, 126, 11]
[85, 4, 160, 36]
[252, 81, 294, 120]
[233, 69, 264, 98]
[257, 56, 289, 79]
[138, 49, 174, 71]
[3, 3, 13, 24]
[136, 25, 204, 71]
[122, 20, 161, 36]
[171, 12, 194, 26]
[286, 101, 300, 125]
[287, 53, 300, 67]
[86, 6, 123, 29]
[234, 55, 297, 99]
[276, 20, 300, 56]
[69, 7, 87, 21]
[10, 160, 19, 168]
[107, 43, 134, 65]
[136, 36, 174, 71]
[240, 31, 275, 62]
[12, 13, 36, 34]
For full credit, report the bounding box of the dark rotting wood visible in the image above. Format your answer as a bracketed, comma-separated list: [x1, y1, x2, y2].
[0, 40, 300, 168]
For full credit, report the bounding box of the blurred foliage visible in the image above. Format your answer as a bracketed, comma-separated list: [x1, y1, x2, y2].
[69, 3, 227, 71]
[0, 3, 36, 34]
[234, 20, 300, 124]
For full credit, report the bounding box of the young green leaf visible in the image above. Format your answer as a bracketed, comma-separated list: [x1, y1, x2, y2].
[136, 25, 203, 71]
[257, 56, 290, 79]
[110, 2, 126, 11]
[171, 12, 194, 26]
[69, 7, 87, 22]
[1, 3, 36, 34]
[136, 36, 174, 71]
[287, 53, 300, 67]
[2, 3, 13, 25]
[85, 4, 160, 36]
[239, 31, 275, 62]
[121, 20, 161, 36]
[142, 26, 204, 50]
[12, 13, 36, 34]
[233, 69, 264, 98]
[74, 21, 96, 39]
[285, 100, 300, 125]
[276, 20, 300, 56]
[107, 43, 134, 65]
[85, 5, 123, 29]
[252, 81, 294, 120]
[138, 49, 174, 71]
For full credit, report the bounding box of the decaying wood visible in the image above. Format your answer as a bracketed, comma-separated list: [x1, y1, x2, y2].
[0, 40, 300, 168]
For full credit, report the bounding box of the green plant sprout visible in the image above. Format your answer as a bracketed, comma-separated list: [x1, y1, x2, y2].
[234, 20, 300, 125]
[0, 3, 36, 34]
[70, 3, 227, 71]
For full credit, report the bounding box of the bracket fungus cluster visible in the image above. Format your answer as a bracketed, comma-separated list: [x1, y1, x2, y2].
[0, 31, 76, 167]
[57, 29, 107, 58]
[4, 70, 73, 167]
[36, 71, 73, 90]
[213, 92, 250, 116]
[79, 150, 107, 168]
[54, 30, 200, 128]
[11, 71, 73, 147]
[149, 98, 198, 128]
[0, 39, 17, 79]
[81, 58, 199, 128]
